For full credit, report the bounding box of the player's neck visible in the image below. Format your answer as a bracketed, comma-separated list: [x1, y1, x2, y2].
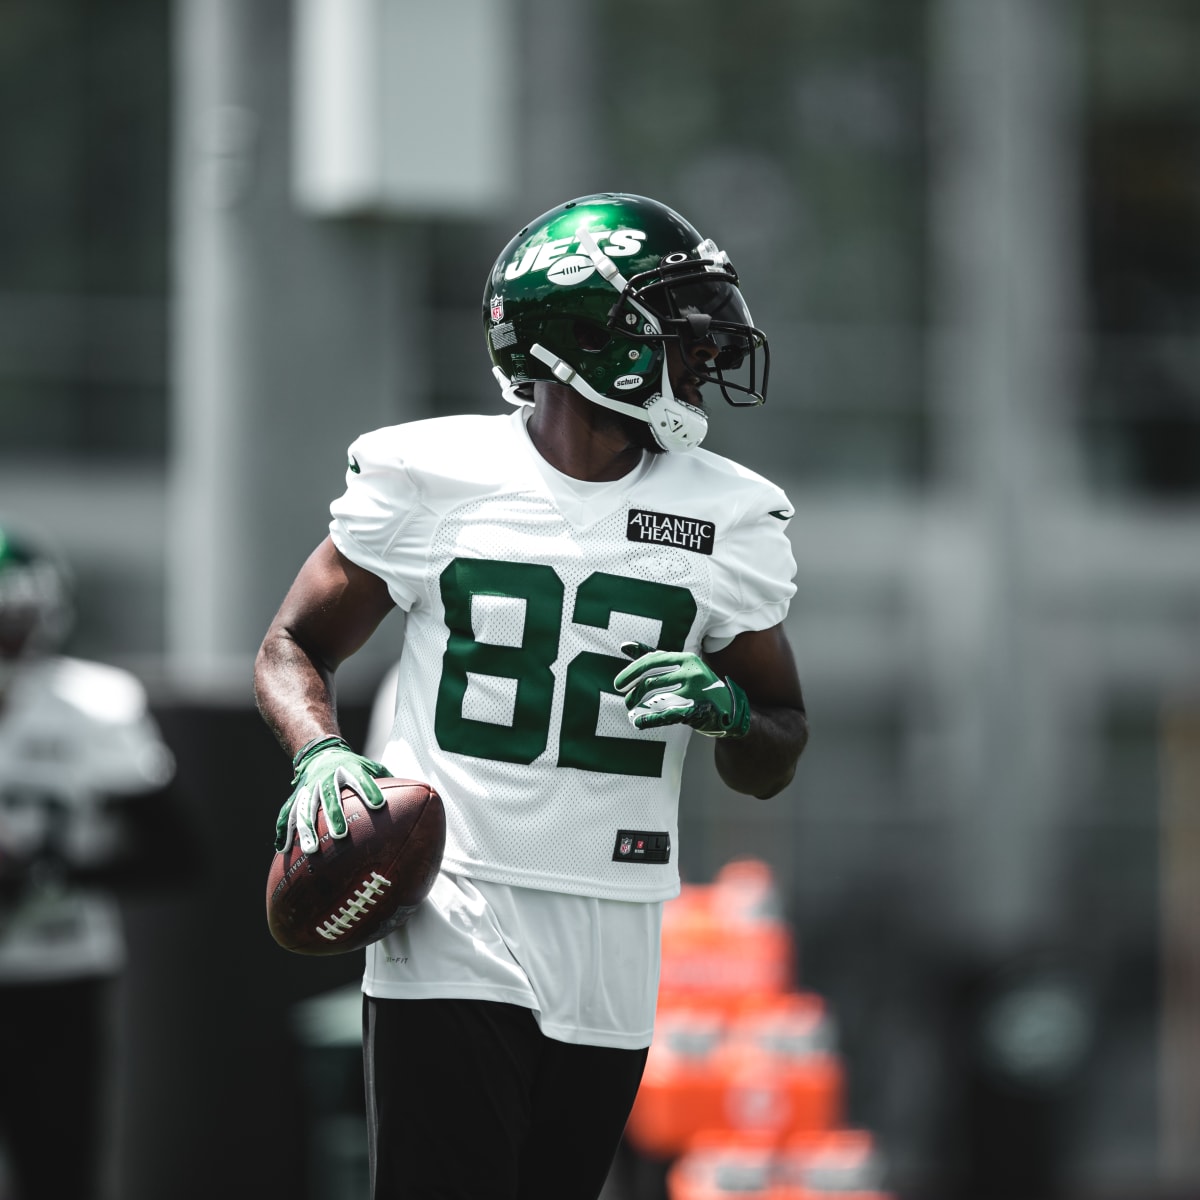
[526, 385, 650, 483]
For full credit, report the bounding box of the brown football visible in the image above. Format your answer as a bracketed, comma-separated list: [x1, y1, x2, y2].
[265, 777, 445, 956]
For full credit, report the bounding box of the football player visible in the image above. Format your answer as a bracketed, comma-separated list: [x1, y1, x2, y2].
[254, 192, 809, 1200]
[0, 525, 196, 1200]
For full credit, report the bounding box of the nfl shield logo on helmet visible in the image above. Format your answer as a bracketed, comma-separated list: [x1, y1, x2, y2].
[490, 294, 504, 323]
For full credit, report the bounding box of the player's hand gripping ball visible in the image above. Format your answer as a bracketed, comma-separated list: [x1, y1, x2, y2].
[265, 777, 446, 956]
[276, 734, 391, 856]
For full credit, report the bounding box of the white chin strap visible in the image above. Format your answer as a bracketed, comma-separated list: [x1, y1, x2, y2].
[528, 343, 707, 452]
[493, 365, 532, 407]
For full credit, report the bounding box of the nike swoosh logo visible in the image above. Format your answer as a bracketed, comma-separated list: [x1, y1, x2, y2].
[702, 680, 727, 691]
[348, 456, 361, 474]
[768, 508, 793, 520]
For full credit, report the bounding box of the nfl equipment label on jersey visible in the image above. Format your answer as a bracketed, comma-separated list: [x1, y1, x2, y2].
[626, 509, 715, 555]
[612, 830, 671, 863]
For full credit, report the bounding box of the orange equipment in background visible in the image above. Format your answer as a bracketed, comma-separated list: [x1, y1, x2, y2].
[665, 1128, 894, 1200]
[626, 860, 845, 1160]
[665, 1130, 776, 1200]
[626, 858, 896, 1196]
[626, 992, 845, 1159]
[656, 859, 796, 1015]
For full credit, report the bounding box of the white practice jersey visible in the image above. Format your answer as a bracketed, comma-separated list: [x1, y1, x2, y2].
[330, 407, 796, 904]
[0, 656, 175, 982]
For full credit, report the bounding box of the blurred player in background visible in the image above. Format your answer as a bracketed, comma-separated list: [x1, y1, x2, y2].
[254, 192, 808, 1200]
[0, 524, 197, 1200]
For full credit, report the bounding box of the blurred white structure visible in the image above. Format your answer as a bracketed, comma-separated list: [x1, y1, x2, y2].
[292, 0, 515, 216]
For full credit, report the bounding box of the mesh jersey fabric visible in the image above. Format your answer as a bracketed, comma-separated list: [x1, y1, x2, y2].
[362, 870, 664, 1049]
[340, 407, 796, 1044]
[330, 406, 796, 903]
[361, 653, 663, 1048]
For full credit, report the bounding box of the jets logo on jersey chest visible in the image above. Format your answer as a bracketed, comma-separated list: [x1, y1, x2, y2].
[627, 509, 715, 555]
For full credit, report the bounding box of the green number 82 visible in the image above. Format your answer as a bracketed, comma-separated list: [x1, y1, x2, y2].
[434, 558, 696, 778]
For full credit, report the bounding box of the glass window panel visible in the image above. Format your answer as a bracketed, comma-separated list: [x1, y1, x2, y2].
[597, 0, 932, 490]
[0, 0, 170, 462]
[1080, 0, 1200, 498]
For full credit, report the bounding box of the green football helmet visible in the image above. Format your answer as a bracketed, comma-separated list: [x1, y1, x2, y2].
[0, 526, 73, 674]
[483, 192, 769, 452]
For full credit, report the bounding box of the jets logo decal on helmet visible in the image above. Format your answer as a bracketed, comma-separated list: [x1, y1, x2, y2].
[483, 193, 769, 453]
[545, 255, 596, 286]
[504, 226, 647, 281]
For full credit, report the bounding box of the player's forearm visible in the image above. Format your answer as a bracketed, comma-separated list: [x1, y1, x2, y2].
[713, 704, 808, 799]
[253, 629, 341, 759]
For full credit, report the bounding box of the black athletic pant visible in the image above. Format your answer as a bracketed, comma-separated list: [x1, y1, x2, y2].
[364, 996, 649, 1200]
[0, 977, 112, 1200]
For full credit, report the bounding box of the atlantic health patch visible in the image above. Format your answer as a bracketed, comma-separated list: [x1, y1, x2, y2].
[626, 509, 715, 555]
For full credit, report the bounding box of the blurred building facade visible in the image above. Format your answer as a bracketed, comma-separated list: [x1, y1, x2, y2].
[1, 1, 1199, 1197]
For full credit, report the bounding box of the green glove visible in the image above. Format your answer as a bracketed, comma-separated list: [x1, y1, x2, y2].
[613, 642, 752, 739]
[275, 735, 390, 855]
